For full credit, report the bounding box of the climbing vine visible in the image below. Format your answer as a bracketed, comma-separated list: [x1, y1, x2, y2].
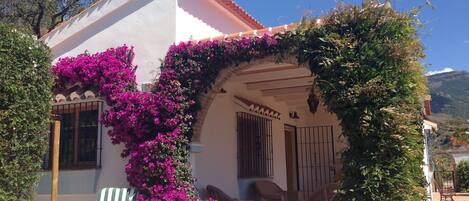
[53, 2, 426, 201]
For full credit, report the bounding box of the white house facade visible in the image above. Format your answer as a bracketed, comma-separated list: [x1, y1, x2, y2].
[36, 0, 262, 200]
[36, 1, 434, 200]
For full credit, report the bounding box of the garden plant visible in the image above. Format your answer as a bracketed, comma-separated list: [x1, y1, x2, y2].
[0, 24, 52, 201]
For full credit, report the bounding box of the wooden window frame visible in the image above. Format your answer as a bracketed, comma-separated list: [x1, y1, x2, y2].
[43, 101, 103, 170]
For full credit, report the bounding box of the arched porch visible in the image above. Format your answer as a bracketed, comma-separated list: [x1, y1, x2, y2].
[190, 57, 347, 200]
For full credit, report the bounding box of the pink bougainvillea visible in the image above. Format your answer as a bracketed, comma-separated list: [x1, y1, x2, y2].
[53, 46, 137, 103]
[52, 45, 198, 200]
[52, 34, 283, 200]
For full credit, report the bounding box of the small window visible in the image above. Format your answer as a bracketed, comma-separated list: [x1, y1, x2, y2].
[237, 112, 273, 178]
[43, 101, 102, 170]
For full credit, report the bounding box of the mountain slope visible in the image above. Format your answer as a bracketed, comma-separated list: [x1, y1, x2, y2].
[428, 71, 469, 119]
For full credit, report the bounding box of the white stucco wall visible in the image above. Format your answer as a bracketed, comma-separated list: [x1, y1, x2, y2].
[175, 0, 253, 42]
[46, 0, 176, 85]
[193, 76, 344, 199]
[44, 0, 256, 86]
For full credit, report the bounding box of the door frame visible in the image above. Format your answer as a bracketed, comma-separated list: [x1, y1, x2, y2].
[284, 124, 299, 191]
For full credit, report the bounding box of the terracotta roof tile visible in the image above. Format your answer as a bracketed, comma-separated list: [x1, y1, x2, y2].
[53, 85, 98, 103]
[214, 0, 264, 29]
[196, 23, 303, 42]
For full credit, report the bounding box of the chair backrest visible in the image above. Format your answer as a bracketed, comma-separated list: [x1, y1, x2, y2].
[254, 180, 284, 198]
[206, 185, 235, 201]
[98, 187, 137, 201]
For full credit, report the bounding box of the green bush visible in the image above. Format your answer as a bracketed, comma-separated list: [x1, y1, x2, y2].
[457, 161, 469, 192]
[0, 24, 52, 201]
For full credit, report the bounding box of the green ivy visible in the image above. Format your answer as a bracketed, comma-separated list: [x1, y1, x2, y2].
[457, 161, 469, 192]
[0, 24, 52, 201]
[295, 5, 427, 200]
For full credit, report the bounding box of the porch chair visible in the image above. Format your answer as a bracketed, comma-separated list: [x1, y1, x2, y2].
[206, 185, 238, 201]
[254, 180, 287, 201]
[98, 187, 137, 201]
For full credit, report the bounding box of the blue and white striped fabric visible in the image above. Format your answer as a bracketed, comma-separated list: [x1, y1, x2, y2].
[98, 187, 137, 201]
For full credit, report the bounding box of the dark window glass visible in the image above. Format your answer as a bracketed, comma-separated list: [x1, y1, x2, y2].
[44, 101, 101, 170]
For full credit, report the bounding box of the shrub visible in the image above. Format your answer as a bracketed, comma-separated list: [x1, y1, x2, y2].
[457, 161, 469, 192]
[0, 24, 52, 200]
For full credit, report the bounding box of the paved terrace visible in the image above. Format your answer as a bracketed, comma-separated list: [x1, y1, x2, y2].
[433, 193, 469, 201]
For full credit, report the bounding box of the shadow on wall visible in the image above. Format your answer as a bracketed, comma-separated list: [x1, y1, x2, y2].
[178, 0, 249, 34]
[51, 0, 153, 58]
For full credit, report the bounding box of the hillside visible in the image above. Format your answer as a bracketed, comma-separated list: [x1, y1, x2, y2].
[428, 71, 469, 120]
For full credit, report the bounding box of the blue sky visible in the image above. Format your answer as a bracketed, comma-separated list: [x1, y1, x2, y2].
[236, 0, 469, 74]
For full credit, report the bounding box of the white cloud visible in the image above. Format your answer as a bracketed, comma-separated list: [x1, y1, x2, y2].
[465, 40, 469, 44]
[425, 67, 454, 76]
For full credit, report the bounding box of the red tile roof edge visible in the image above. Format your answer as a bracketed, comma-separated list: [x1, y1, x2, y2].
[196, 23, 300, 43]
[195, 18, 326, 43]
[214, 0, 264, 30]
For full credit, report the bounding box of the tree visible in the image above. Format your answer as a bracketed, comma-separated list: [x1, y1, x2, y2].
[0, 0, 97, 37]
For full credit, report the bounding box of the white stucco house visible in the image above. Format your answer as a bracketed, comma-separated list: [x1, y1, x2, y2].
[35, 0, 271, 200]
[36, 1, 433, 201]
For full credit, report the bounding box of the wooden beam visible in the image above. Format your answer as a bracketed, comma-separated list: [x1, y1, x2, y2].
[51, 119, 61, 201]
[232, 67, 311, 82]
[246, 76, 312, 90]
[262, 85, 312, 96]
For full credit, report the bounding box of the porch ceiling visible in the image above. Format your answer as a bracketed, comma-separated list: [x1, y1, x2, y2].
[233, 62, 313, 107]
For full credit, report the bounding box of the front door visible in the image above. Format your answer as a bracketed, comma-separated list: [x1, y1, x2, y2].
[284, 124, 297, 192]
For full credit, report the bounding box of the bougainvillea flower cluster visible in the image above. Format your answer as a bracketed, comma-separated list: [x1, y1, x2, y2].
[52, 46, 194, 200]
[53, 3, 427, 201]
[52, 34, 283, 200]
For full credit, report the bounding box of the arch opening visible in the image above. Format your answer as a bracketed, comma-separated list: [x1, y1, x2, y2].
[191, 56, 347, 200]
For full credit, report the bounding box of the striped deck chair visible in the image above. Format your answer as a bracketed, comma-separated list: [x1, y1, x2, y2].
[98, 187, 137, 201]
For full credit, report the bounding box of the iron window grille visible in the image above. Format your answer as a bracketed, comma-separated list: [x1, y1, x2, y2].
[237, 112, 273, 178]
[296, 126, 336, 195]
[43, 101, 103, 170]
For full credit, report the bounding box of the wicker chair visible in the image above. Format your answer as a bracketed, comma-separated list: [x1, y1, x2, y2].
[254, 180, 287, 201]
[206, 185, 238, 201]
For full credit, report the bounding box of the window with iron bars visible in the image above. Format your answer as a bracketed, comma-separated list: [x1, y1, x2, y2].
[237, 112, 273, 178]
[43, 101, 103, 170]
